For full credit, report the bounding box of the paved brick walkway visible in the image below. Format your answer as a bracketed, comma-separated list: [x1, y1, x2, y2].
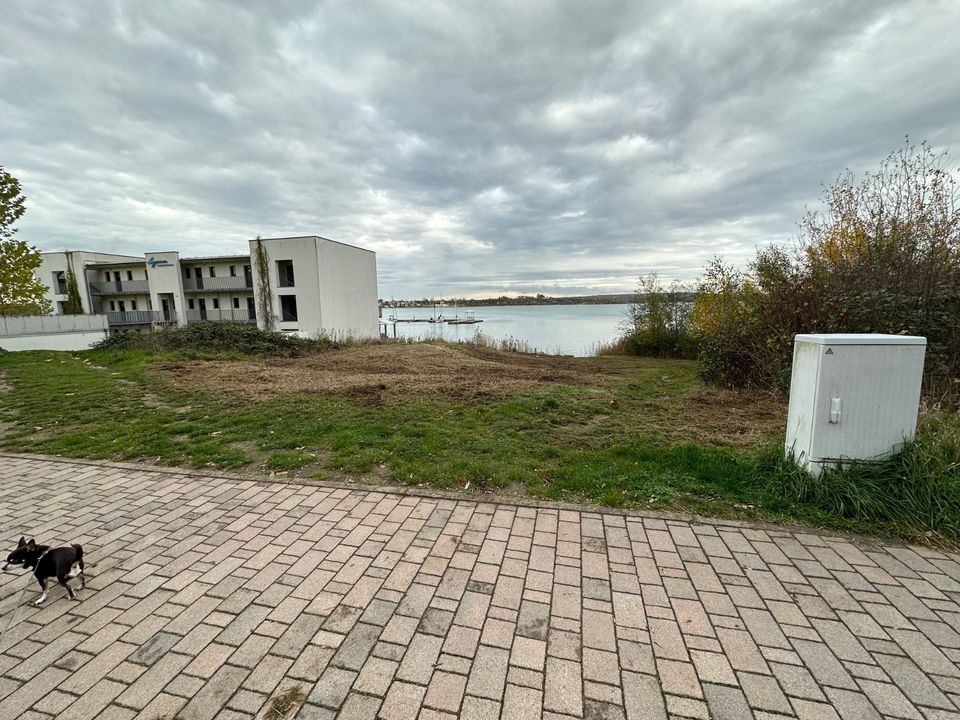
[0, 456, 959, 719]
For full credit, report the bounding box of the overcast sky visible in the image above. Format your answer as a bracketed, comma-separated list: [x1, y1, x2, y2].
[2, 1, 959, 298]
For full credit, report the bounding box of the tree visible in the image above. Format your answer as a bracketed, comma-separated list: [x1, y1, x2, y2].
[0, 166, 50, 316]
[621, 273, 696, 358]
[692, 140, 960, 398]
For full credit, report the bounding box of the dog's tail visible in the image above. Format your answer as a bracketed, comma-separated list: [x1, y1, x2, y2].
[70, 544, 84, 564]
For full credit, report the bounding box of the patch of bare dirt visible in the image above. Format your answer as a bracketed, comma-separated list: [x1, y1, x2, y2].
[643, 386, 787, 448]
[156, 343, 600, 403]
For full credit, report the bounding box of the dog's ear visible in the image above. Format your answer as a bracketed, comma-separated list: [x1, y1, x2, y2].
[27, 539, 36, 548]
[17, 536, 26, 546]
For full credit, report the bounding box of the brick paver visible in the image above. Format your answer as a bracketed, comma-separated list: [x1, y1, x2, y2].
[1, 455, 959, 719]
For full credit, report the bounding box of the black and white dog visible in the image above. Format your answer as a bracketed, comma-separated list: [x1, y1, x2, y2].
[3, 537, 85, 605]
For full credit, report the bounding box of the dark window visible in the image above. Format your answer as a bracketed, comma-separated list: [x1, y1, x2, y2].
[229, 265, 236, 277]
[280, 294, 298, 322]
[130, 300, 137, 310]
[188, 299, 195, 310]
[105, 272, 111, 281]
[185, 267, 191, 278]
[209, 266, 216, 278]
[277, 260, 295, 287]
[233, 297, 240, 309]
[54, 271, 67, 294]
[109, 301, 116, 311]
[113, 272, 121, 282]
[118, 300, 125, 312]
[212, 298, 219, 309]
[126, 270, 133, 281]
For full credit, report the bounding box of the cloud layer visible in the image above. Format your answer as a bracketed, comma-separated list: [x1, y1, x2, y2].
[2, 1, 959, 297]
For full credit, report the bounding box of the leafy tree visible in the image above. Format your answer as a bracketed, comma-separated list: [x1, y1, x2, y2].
[692, 141, 960, 399]
[620, 273, 696, 358]
[0, 166, 50, 316]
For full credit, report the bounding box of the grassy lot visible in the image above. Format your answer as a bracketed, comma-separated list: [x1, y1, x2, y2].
[0, 340, 957, 543]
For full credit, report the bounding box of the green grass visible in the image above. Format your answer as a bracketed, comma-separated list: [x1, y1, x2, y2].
[1, 346, 957, 543]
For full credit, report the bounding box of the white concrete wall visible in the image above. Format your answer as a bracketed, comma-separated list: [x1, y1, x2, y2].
[144, 252, 187, 326]
[0, 314, 109, 351]
[37, 251, 140, 315]
[248, 237, 321, 334]
[247, 236, 378, 338]
[317, 239, 379, 338]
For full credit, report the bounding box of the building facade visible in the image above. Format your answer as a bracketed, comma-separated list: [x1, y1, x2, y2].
[36, 236, 379, 339]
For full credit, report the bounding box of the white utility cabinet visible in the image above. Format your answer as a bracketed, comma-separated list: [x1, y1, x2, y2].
[785, 334, 926, 475]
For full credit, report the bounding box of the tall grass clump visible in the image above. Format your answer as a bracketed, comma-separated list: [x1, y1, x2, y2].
[94, 322, 345, 357]
[467, 331, 540, 354]
[762, 410, 960, 541]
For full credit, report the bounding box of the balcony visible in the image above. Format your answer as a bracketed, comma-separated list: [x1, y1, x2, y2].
[90, 280, 150, 296]
[106, 310, 170, 326]
[184, 308, 256, 324]
[183, 276, 253, 292]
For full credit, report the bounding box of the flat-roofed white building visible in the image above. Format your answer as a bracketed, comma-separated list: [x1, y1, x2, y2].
[35, 236, 379, 339]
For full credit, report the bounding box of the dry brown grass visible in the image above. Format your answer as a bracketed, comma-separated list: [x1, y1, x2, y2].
[639, 386, 787, 448]
[156, 342, 602, 404]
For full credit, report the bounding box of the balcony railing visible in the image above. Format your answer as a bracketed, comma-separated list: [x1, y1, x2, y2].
[184, 308, 256, 324]
[90, 280, 151, 295]
[183, 276, 253, 292]
[106, 310, 170, 326]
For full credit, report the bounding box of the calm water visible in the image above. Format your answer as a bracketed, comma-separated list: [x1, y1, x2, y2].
[381, 304, 629, 356]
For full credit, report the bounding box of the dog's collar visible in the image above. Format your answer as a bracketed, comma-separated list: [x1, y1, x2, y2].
[36, 549, 50, 561]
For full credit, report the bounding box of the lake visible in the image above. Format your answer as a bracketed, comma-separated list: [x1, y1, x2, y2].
[381, 304, 630, 356]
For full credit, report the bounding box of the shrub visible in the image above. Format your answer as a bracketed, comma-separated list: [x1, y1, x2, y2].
[94, 322, 344, 356]
[693, 141, 960, 398]
[618, 273, 697, 359]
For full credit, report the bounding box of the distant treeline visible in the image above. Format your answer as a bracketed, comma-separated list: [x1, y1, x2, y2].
[380, 292, 695, 308]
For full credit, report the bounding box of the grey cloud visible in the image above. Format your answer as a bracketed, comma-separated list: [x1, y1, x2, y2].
[1, 0, 958, 298]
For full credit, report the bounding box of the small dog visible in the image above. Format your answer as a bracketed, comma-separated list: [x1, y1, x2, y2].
[3, 537, 85, 605]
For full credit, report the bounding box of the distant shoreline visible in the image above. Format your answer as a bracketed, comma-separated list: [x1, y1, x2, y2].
[381, 292, 695, 308]
[381, 293, 635, 308]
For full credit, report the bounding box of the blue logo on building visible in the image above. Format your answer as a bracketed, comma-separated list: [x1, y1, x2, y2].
[147, 257, 171, 267]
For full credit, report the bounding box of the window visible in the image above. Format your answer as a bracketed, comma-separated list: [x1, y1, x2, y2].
[118, 300, 125, 312]
[209, 266, 216, 278]
[126, 270, 133, 281]
[229, 265, 236, 277]
[185, 267, 191, 279]
[233, 298, 240, 309]
[53, 271, 67, 294]
[188, 299, 195, 310]
[130, 300, 137, 311]
[280, 295, 298, 322]
[105, 272, 111, 282]
[212, 298, 219, 310]
[277, 260, 295, 287]
[114, 272, 121, 282]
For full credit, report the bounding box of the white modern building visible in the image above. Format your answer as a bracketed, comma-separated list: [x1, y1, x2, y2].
[35, 236, 379, 338]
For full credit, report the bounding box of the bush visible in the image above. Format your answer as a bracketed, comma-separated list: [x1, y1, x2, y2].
[617, 273, 697, 359]
[94, 322, 344, 356]
[693, 141, 960, 399]
[763, 409, 960, 541]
